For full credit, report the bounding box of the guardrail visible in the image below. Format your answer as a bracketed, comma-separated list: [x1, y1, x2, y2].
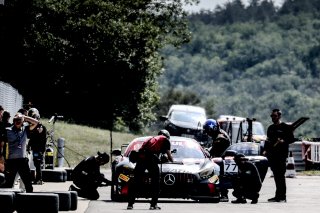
[301, 141, 320, 170]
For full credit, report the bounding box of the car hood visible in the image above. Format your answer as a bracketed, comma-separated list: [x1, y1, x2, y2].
[169, 119, 204, 130]
[115, 157, 219, 174]
[161, 158, 214, 173]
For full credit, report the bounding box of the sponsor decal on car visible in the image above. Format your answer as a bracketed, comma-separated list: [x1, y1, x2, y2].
[208, 175, 219, 183]
[119, 173, 130, 182]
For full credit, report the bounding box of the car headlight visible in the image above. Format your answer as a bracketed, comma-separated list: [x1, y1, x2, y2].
[199, 164, 215, 179]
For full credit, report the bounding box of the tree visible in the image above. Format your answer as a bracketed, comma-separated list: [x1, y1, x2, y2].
[1, 0, 198, 132]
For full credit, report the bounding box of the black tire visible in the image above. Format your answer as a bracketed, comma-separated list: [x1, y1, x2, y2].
[42, 169, 67, 182]
[15, 192, 59, 213]
[54, 191, 71, 211]
[0, 191, 15, 213]
[69, 190, 78, 211]
[35, 191, 72, 211]
[110, 172, 124, 202]
[0, 188, 24, 193]
[64, 167, 73, 181]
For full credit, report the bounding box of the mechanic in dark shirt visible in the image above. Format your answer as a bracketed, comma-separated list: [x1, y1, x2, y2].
[127, 129, 173, 210]
[69, 151, 112, 200]
[263, 109, 294, 202]
[231, 153, 262, 204]
[26, 108, 47, 184]
[203, 119, 231, 202]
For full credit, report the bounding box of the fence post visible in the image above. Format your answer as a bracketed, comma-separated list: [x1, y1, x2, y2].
[56, 138, 65, 167]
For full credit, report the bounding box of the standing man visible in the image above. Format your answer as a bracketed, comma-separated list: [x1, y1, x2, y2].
[127, 129, 173, 210]
[203, 119, 231, 202]
[263, 109, 294, 202]
[27, 108, 47, 185]
[1, 113, 39, 192]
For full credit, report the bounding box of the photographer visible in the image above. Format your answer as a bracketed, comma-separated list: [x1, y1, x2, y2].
[1, 113, 39, 192]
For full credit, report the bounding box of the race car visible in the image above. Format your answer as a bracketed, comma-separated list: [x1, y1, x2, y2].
[111, 136, 220, 203]
[212, 142, 269, 189]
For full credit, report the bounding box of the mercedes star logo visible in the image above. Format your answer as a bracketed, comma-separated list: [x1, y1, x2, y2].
[164, 174, 175, 185]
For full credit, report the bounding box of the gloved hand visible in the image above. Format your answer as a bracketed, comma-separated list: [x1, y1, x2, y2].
[160, 155, 169, 163]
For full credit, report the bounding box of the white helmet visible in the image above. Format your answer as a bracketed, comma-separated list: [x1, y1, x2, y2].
[28, 108, 40, 120]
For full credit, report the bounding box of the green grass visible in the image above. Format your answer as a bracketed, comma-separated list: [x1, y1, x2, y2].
[297, 170, 320, 176]
[41, 119, 140, 168]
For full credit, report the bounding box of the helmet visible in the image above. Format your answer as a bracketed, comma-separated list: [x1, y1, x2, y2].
[158, 129, 170, 139]
[28, 108, 40, 120]
[203, 119, 220, 134]
[97, 151, 110, 164]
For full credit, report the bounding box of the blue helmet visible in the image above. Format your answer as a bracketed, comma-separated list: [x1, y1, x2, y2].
[203, 119, 220, 134]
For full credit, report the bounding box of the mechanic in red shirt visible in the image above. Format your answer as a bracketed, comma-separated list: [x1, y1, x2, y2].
[127, 129, 173, 210]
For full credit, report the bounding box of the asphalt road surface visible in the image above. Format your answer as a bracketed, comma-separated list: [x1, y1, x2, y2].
[34, 169, 320, 213]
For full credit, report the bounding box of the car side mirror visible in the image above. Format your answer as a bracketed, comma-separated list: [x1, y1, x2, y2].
[159, 115, 168, 121]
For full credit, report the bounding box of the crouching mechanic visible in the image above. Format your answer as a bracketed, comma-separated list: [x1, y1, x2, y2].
[231, 153, 262, 204]
[203, 119, 231, 202]
[69, 151, 112, 200]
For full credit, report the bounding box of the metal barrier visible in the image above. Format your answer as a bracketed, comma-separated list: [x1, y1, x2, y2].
[302, 141, 320, 170]
[0, 81, 23, 121]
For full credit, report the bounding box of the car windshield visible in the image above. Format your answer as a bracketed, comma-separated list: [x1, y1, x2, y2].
[171, 141, 205, 159]
[226, 143, 260, 156]
[124, 137, 206, 159]
[171, 110, 206, 124]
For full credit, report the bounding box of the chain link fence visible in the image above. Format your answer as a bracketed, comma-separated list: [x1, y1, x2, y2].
[0, 81, 23, 122]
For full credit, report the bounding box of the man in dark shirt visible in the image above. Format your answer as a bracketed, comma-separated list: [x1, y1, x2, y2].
[127, 130, 173, 210]
[231, 153, 262, 204]
[69, 151, 112, 200]
[27, 108, 47, 184]
[263, 109, 294, 202]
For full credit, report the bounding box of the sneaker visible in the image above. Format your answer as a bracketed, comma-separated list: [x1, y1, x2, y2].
[69, 184, 78, 191]
[127, 205, 133, 210]
[149, 205, 161, 210]
[33, 180, 43, 185]
[231, 198, 247, 204]
[220, 196, 229, 202]
[268, 197, 286, 202]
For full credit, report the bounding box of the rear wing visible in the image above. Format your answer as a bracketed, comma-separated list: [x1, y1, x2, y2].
[291, 117, 310, 131]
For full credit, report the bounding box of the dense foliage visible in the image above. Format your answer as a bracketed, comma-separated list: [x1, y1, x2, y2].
[0, 0, 197, 132]
[1, 0, 320, 138]
[158, 0, 320, 138]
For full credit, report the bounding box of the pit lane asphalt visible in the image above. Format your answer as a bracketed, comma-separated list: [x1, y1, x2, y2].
[33, 169, 320, 213]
